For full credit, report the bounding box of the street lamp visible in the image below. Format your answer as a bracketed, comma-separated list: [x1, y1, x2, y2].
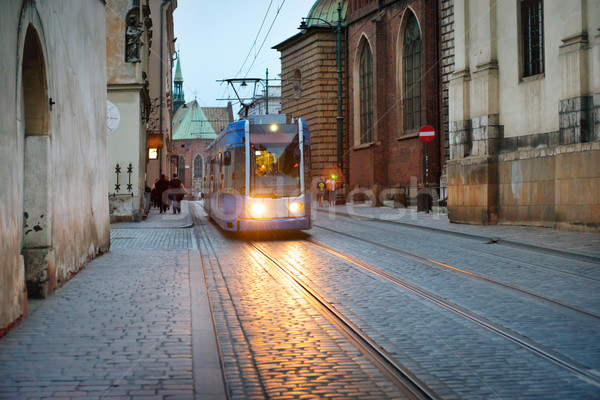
[299, 2, 345, 205]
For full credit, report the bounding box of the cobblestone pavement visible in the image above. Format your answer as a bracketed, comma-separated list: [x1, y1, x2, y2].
[0, 206, 202, 399]
[313, 202, 600, 258]
[257, 237, 600, 399]
[0, 249, 194, 399]
[1, 200, 598, 399]
[192, 211, 409, 400]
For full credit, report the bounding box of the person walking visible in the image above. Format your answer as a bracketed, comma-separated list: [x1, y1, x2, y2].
[150, 178, 159, 208]
[169, 174, 187, 214]
[155, 174, 170, 214]
[316, 179, 326, 207]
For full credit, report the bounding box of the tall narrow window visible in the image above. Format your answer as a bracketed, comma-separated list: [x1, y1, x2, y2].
[193, 154, 203, 178]
[521, 0, 544, 77]
[359, 42, 374, 144]
[403, 13, 421, 131]
[178, 155, 186, 183]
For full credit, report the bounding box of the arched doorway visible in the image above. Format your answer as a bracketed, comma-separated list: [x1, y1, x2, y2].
[21, 25, 54, 298]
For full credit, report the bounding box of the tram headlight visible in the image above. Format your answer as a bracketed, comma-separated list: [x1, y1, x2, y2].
[288, 202, 304, 216]
[247, 202, 265, 219]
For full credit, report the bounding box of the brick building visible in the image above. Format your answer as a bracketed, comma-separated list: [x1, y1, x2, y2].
[170, 100, 233, 196]
[345, 0, 446, 198]
[276, 0, 450, 201]
[273, 0, 348, 190]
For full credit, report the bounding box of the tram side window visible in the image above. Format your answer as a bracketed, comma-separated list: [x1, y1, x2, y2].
[304, 142, 311, 186]
[233, 147, 245, 195]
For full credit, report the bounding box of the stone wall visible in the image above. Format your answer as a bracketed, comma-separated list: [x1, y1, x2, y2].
[447, 1, 600, 231]
[498, 141, 599, 230]
[440, 0, 455, 168]
[0, 0, 110, 334]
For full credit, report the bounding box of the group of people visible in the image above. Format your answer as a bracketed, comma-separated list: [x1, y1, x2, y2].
[316, 177, 338, 207]
[150, 174, 187, 214]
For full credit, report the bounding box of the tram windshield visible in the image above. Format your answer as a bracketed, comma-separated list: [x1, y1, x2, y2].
[249, 124, 301, 198]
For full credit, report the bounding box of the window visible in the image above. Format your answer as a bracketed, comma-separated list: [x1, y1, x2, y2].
[178, 155, 185, 183]
[521, 0, 544, 77]
[403, 13, 421, 131]
[193, 154, 203, 178]
[359, 41, 374, 144]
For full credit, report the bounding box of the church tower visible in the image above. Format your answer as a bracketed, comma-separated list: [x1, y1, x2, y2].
[173, 52, 185, 113]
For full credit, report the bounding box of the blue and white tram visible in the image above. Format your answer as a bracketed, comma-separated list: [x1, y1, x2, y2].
[203, 115, 312, 232]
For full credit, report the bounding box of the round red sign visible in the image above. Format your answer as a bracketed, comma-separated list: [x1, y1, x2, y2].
[419, 125, 435, 142]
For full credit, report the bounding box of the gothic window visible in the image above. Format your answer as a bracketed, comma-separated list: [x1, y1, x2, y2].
[193, 154, 203, 178]
[521, 0, 544, 77]
[359, 41, 374, 144]
[403, 13, 421, 132]
[178, 155, 186, 183]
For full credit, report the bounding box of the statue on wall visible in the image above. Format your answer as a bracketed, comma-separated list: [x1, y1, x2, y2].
[125, 15, 142, 63]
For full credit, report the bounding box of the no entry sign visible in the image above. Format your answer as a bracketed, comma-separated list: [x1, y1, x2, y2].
[419, 125, 435, 142]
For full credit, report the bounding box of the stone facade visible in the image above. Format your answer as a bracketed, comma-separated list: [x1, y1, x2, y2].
[0, 0, 110, 334]
[447, 0, 600, 231]
[106, 0, 154, 222]
[146, 0, 178, 189]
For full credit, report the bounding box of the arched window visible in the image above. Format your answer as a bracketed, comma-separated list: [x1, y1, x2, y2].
[293, 69, 302, 98]
[193, 154, 203, 178]
[403, 13, 421, 131]
[178, 155, 185, 183]
[359, 41, 374, 144]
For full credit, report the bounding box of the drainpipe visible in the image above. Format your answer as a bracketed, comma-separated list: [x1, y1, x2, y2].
[159, 0, 172, 175]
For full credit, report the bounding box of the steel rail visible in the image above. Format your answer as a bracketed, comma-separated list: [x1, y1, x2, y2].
[315, 214, 600, 284]
[247, 243, 439, 400]
[315, 209, 600, 264]
[313, 224, 600, 320]
[304, 239, 600, 386]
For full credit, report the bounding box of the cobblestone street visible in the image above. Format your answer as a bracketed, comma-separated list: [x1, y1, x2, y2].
[1, 202, 599, 399]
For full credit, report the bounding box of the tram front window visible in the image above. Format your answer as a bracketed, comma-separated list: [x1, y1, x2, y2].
[250, 125, 301, 198]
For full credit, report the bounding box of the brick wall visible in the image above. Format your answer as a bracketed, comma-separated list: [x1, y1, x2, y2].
[278, 31, 346, 185]
[346, 0, 442, 191]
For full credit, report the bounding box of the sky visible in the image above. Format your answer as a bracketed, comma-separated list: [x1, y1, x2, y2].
[173, 0, 315, 110]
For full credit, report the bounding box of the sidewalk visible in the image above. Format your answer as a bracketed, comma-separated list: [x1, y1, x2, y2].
[0, 201, 597, 398]
[0, 202, 226, 400]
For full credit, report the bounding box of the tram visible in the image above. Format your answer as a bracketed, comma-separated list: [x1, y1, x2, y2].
[203, 114, 312, 232]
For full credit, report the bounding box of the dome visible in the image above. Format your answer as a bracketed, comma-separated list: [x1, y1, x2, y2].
[306, 0, 348, 28]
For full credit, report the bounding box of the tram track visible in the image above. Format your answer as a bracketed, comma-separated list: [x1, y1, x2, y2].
[315, 209, 600, 265]
[250, 239, 600, 388]
[313, 223, 600, 320]
[246, 242, 439, 400]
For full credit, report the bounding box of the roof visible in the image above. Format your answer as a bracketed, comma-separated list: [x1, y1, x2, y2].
[172, 100, 231, 140]
[306, 0, 348, 28]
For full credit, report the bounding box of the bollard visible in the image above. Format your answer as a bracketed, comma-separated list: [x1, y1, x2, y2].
[417, 190, 432, 212]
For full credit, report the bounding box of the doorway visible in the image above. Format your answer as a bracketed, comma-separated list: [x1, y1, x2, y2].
[21, 25, 54, 298]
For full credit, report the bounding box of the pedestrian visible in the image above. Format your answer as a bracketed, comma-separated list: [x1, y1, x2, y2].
[155, 174, 170, 214]
[326, 177, 336, 205]
[169, 173, 187, 214]
[316, 179, 326, 207]
[150, 178, 159, 208]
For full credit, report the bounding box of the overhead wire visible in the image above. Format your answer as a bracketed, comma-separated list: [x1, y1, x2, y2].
[243, 0, 287, 78]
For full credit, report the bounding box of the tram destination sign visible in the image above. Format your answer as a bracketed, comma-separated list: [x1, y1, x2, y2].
[419, 125, 435, 142]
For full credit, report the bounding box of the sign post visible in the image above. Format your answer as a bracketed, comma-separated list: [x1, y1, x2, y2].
[419, 125, 435, 188]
